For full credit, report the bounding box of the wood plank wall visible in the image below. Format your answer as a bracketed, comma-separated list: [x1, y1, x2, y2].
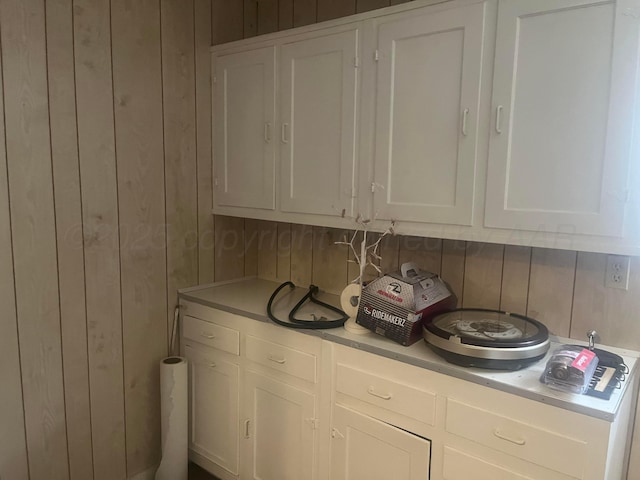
[208, 3, 640, 477]
[0, 0, 213, 478]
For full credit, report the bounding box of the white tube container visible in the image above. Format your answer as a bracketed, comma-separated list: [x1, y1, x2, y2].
[155, 356, 188, 480]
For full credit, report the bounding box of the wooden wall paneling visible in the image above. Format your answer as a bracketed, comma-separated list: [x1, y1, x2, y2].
[379, 233, 400, 275]
[279, 0, 295, 30]
[112, 0, 167, 475]
[399, 236, 442, 275]
[214, 216, 246, 281]
[526, 248, 576, 337]
[500, 245, 531, 314]
[45, 0, 94, 477]
[162, 0, 199, 328]
[258, 0, 279, 34]
[73, 0, 127, 477]
[211, 0, 244, 45]
[317, 0, 356, 21]
[462, 242, 503, 309]
[290, 223, 314, 286]
[0, 0, 69, 478]
[293, 0, 318, 27]
[195, 0, 215, 284]
[440, 240, 465, 306]
[244, 218, 259, 276]
[571, 253, 640, 350]
[276, 223, 292, 282]
[244, 0, 258, 37]
[0, 28, 29, 480]
[357, 0, 390, 13]
[257, 220, 278, 280]
[312, 227, 349, 294]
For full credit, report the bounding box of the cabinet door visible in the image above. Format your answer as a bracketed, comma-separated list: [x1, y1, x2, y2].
[373, 3, 486, 225]
[213, 46, 276, 209]
[280, 28, 359, 217]
[242, 371, 317, 480]
[184, 344, 240, 475]
[330, 404, 431, 480]
[485, 0, 640, 236]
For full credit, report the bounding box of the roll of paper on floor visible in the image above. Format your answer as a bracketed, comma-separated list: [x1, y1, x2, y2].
[155, 356, 188, 480]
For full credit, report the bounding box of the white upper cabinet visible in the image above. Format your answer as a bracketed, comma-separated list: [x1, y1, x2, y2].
[280, 28, 359, 218]
[213, 46, 276, 210]
[485, 0, 640, 236]
[373, 2, 486, 226]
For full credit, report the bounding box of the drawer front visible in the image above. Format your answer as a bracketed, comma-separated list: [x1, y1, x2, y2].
[445, 399, 586, 478]
[245, 334, 317, 383]
[336, 363, 436, 426]
[182, 315, 240, 355]
[443, 447, 552, 480]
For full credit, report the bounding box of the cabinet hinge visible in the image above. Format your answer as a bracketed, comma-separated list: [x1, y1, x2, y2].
[214, 177, 219, 188]
[213, 74, 217, 84]
[306, 418, 320, 430]
[374, 49, 380, 62]
[354, 56, 360, 68]
[331, 427, 344, 439]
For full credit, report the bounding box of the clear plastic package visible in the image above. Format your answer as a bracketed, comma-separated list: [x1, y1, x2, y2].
[541, 345, 599, 394]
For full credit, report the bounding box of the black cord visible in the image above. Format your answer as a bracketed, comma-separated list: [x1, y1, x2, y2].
[267, 281, 348, 329]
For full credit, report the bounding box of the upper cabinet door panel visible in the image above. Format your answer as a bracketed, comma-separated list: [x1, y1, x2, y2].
[485, 0, 640, 236]
[373, 3, 486, 225]
[214, 46, 276, 210]
[280, 28, 359, 217]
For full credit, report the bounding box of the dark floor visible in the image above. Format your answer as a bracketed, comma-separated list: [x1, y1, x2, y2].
[188, 462, 219, 480]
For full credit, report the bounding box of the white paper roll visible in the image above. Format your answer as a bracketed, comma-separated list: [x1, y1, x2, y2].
[155, 356, 188, 480]
[340, 283, 362, 317]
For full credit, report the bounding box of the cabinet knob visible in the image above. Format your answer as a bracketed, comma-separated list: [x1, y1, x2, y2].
[493, 428, 526, 446]
[268, 354, 286, 364]
[461, 108, 470, 136]
[281, 123, 290, 143]
[367, 386, 392, 400]
[495, 105, 504, 134]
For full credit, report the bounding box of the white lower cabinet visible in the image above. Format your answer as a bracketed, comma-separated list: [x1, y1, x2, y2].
[184, 343, 240, 476]
[181, 301, 636, 480]
[242, 370, 317, 480]
[330, 404, 431, 480]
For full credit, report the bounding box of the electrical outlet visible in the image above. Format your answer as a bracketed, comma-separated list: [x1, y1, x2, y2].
[605, 255, 631, 290]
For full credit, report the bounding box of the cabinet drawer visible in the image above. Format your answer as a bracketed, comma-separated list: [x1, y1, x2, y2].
[245, 335, 316, 383]
[182, 315, 240, 355]
[445, 399, 586, 478]
[336, 363, 436, 426]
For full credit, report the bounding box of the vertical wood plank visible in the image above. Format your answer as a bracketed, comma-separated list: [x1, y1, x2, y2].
[244, 218, 259, 277]
[0, 25, 29, 480]
[195, 0, 215, 284]
[258, 0, 279, 34]
[214, 216, 246, 281]
[244, 0, 258, 37]
[571, 253, 640, 349]
[500, 245, 531, 314]
[356, 0, 389, 13]
[290, 223, 313, 286]
[312, 227, 349, 294]
[399, 236, 442, 275]
[73, 0, 127, 476]
[527, 248, 576, 336]
[279, 0, 294, 30]
[379, 234, 400, 275]
[112, 0, 167, 475]
[0, 0, 69, 478]
[293, 0, 317, 27]
[440, 239, 466, 305]
[317, 0, 356, 21]
[45, 0, 94, 477]
[257, 220, 278, 280]
[462, 242, 504, 309]
[277, 223, 292, 282]
[162, 0, 199, 323]
[211, 0, 244, 45]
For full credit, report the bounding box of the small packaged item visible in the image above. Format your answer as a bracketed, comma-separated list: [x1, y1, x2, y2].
[541, 345, 599, 394]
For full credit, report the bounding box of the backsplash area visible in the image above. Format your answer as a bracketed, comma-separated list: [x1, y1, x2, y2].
[213, 215, 640, 352]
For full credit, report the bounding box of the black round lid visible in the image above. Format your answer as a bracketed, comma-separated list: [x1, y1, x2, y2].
[425, 308, 549, 349]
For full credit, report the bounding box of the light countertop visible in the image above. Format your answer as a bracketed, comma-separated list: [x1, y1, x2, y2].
[179, 277, 639, 421]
